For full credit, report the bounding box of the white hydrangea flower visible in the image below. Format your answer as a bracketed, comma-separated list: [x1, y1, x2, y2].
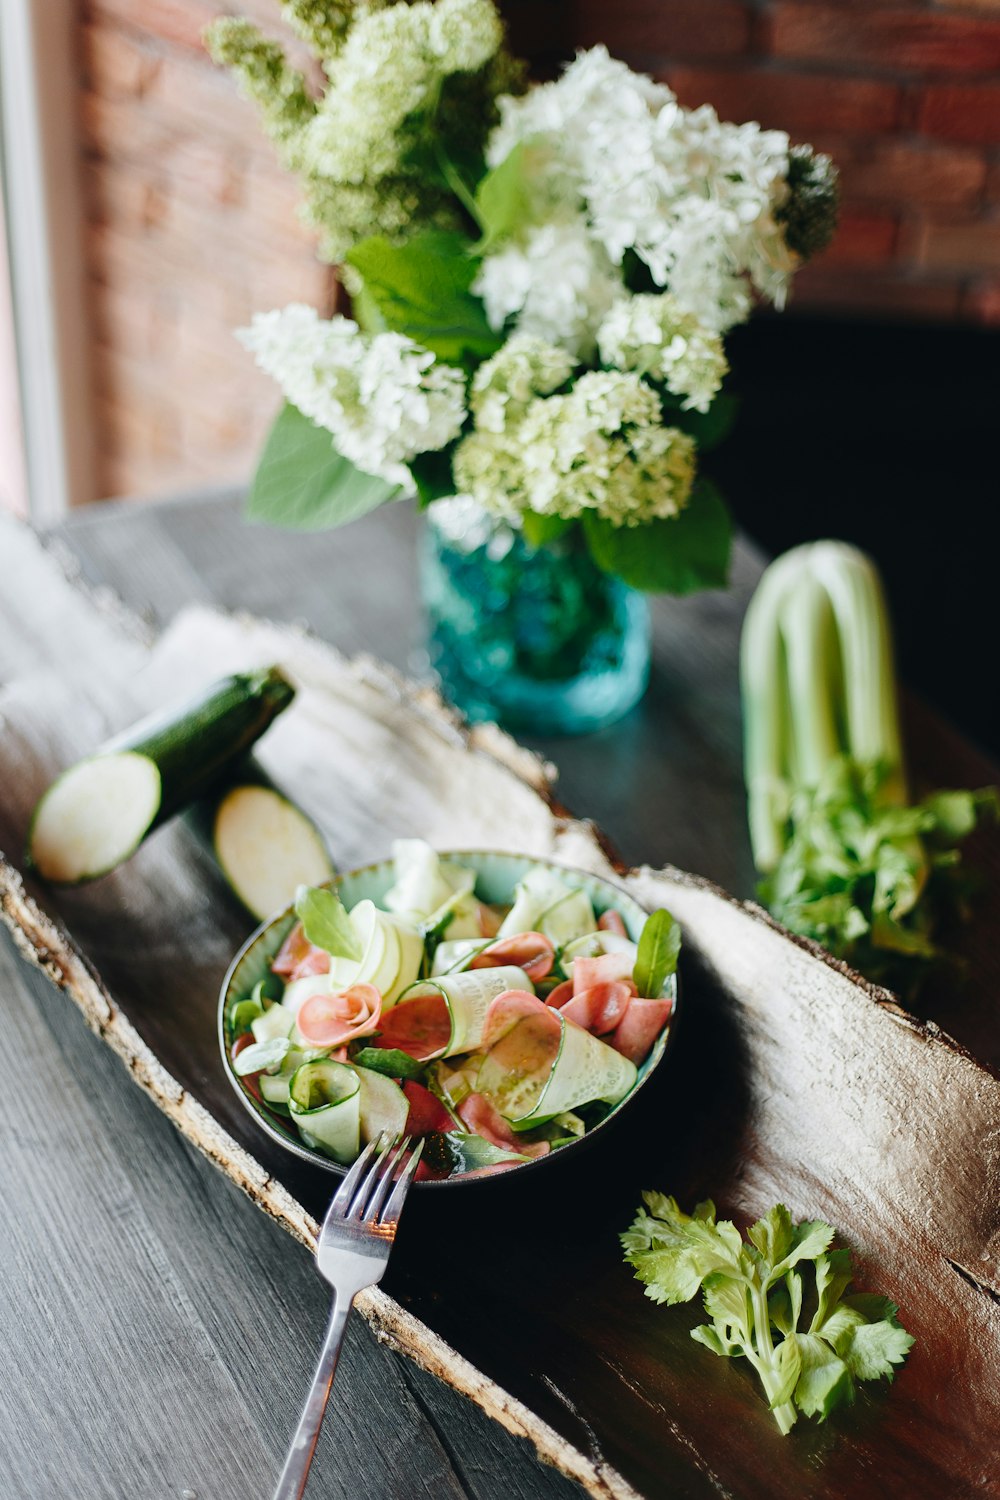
[597, 294, 728, 413]
[472, 216, 623, 360]
[469, 333, 575, 433]
[429, 0, 504, 71]
[485, 45, 796, 332]
[302, 0, 502, 195]
[239, 305, 466, 487]
[454, 368, 696, 528]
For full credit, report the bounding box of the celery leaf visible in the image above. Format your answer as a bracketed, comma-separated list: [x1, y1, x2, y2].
[622, 1193, 914, 1434]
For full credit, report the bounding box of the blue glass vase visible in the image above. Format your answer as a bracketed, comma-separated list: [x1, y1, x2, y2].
[421, 499, 651, 736]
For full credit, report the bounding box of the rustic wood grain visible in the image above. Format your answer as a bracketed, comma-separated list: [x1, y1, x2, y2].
[1, 510, 999, 1498]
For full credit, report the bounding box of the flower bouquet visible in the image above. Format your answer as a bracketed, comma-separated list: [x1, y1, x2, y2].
[208, 1, 837, 731]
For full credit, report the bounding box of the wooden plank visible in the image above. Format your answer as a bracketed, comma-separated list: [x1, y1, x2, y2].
[1, 514, 998, 1498]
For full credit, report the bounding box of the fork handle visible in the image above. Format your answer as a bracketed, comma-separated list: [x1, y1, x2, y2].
[272, 1293, 353, 1500]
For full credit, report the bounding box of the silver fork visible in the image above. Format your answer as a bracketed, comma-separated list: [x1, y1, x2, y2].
[272, 1134, 423, 1500]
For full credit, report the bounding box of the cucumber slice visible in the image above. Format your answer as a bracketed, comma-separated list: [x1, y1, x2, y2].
[328, 899, 386, 988]
[538, 889, 597, 947]
[251, 1004, 295, 1045]
[384, 839, 475, 923]
[382, 914, 424, 1005]
[396, 964, 531, 1057]
[259, 1045, 311, 1106]
[355, 1067, 409, 1145]
[210, 780, 333, 922]
[561, 931, 638, 966]
[288, 1059, 361, 1162]
[28, 667, 294, 884]
[477, 1011, 637, 1125]
[498, 867, 577, 939]
[430, 938, 491, 976]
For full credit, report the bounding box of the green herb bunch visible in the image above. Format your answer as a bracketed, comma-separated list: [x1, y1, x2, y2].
[622, 1195, 914, 1434]
[760, 759, 997, 993]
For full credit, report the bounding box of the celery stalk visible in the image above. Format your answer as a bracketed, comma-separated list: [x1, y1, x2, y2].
[740, 541, 994, 990]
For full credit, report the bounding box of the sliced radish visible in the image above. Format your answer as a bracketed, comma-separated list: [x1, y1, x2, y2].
[272, 922, 331, 980]
[470, 931, 555, 983]
[297, 983, 381, 1048]
[560, 980, 632, 1035]
[572, 950, 637, 994]
[610, 997, 673, 1064]
[544, 978, 574, 1008]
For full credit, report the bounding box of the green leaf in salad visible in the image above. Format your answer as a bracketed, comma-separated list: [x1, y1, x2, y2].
[229, 997, 264, 1037]
[351, 1046, 427, 1082]
[294, 884, 363, 962]
[622, 1194, 914, 1434]
[633, 909, 681, 998]
[233, 1036, 293, 1077]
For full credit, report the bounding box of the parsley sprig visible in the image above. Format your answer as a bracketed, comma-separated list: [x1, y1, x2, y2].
[622, 1194, 914, 1434]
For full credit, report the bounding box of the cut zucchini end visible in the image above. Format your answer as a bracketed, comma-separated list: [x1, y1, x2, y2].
[28, 752, 162, 884]
[214, 784, 334, 921]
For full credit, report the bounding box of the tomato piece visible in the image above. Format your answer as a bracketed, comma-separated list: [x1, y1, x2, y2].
[375, 993, 451, 1060]
[231, 1031, 264, 1102]
[403, 1081, 454, 1137]
[598, 909, 629, 939]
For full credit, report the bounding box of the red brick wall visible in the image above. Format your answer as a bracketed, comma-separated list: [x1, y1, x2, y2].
[80, 0, 332, 500]
[583, 0, 1000, 326]
[79, 0, 1000, 501]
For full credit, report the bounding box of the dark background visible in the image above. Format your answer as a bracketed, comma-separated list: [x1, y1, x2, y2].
[712, 317, 1000, 763]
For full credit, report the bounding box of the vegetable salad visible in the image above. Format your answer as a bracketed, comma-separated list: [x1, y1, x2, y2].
[227, 842, 679, 1180]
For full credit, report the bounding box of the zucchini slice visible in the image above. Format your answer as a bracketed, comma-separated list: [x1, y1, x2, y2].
[28, 667, 294, 884]
[208, 775, 333, 922]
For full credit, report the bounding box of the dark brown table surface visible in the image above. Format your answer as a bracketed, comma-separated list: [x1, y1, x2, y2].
[2, 490, 996, 1500]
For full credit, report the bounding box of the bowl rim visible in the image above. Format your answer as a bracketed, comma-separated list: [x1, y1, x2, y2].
[218, 848, 679, 1190]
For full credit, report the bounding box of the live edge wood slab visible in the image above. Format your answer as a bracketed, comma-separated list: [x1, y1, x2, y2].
[0, 517, 997, 1500]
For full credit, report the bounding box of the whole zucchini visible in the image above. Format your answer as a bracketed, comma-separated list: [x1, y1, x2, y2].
[28, 666, 294, 884]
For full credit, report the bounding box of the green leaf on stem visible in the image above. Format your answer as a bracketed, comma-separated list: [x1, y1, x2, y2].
[521, 512, 574, 549]
[473, 141, 537, 253]
[346, 230, 502, 365]
[246, 404, 399, 532]
[582, 479, 732, 595]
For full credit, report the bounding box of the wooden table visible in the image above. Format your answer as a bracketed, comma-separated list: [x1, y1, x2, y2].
[1, 491, 995, 1500]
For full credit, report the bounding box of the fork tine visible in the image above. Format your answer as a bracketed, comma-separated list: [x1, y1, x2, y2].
[379, 1138, 424, 1225]
[324, 1135, 382, 1224]
[348, 1135, 408, 1222]
[360, 1136, 412, 1223]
